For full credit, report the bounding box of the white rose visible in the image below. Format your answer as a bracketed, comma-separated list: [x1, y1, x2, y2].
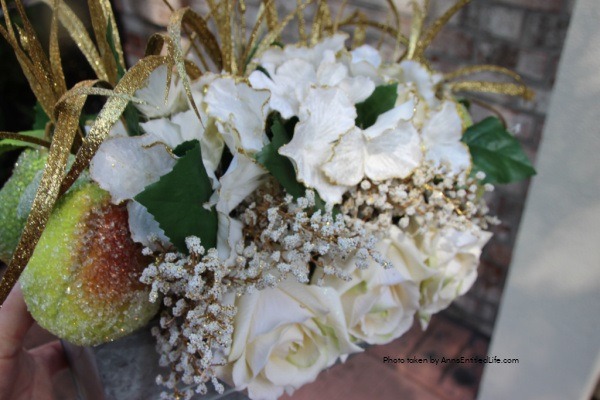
[415, 226, 492, 326]
[220, 280, 361, 400]
[324, 226, 426, 345]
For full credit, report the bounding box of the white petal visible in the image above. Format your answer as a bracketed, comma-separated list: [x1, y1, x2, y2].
[399, 60, 442, 107]
[284, 33, 347, 65]
[134, 65, 185, 118]
[216, 154, 267, 214]
[171, 110, 224, 172]
[351, 45, 382, 67]
[422, 101, 463, 144]
[127, 201, 171, 250]
[90, 136, 176, 204]
[317, 61, 348, 87]
[140, 118, 183, 149]
[249, 59, 316, 119]
[322, 128, 366, 186]
[216, 213, 243, 263]
[363, 99, 415, 139]
[206, 77, 270, 153]
[338, 75, 376, 104]
[422, 101, 471, 174]
[426, 143, 471, 174]
[364, 122, 422, 181]
[279, 87, 355, 203]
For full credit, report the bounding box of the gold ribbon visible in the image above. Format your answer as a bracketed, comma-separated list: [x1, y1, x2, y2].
[412, 0, 473, 60]
[60, 56, 170, 196]
[0, 132, 52, 148]
[0, 79, 97, 305]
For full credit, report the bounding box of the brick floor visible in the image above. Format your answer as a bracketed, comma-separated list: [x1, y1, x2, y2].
[286, 313, 489, 400]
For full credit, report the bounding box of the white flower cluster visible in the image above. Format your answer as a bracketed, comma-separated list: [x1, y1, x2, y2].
[87, 32, 496, 400]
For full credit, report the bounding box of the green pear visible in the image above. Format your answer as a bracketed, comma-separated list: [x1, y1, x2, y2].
[20, 183, 160, 346]
[0, 148, 48, 263]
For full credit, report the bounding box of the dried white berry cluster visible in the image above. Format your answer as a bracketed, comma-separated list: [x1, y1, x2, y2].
[140, 238, 235, 399]
[235, 185, 387, 287]
[341, 162, 498, 236]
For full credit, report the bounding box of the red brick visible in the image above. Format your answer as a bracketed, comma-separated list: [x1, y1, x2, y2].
[498, 0, 563, 12]
[438, 336, 489, 400]
[517, 49, 550, 81]
[480, 6, 524, 40]
[399, 316, 472, 387]
[285, 353, 439, 400]
[428, 27, 474, 60]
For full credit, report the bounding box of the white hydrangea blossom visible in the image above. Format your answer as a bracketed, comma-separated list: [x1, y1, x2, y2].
[249, 33, 376, 118]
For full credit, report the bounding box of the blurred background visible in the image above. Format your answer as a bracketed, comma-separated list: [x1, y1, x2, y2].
[1, 0, 594, 399]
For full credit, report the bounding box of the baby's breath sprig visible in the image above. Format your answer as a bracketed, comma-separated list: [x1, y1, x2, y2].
[341, 162, 498, 236]
[141, 240, 235, 399]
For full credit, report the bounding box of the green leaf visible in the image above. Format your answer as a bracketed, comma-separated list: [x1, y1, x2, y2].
[122, 104, 144, 137]
[32, 102, 50, 130]
[106, 22, 126, 79]
[457, 98, 471, 110]
[355, 84, 398, 129]
[461, 117, 536, 184]
[255, 114, 305, 199]
[255, 114, 332, 213]
[135, 140, 218, 253]
[255, 65, 272, 79]
[173, 140, 199, 156]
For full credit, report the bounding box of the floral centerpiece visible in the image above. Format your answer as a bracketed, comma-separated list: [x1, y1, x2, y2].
[0, 0, 535, 399]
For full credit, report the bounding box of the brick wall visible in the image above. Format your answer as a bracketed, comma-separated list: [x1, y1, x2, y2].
[112, 0, 573, 336]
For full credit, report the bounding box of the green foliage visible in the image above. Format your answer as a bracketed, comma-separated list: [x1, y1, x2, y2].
[355, 84, 398, 129]
[462, 117, 536, 184]
[135, 140, 217, 253]
[255, 114, 304, 198]
[32, 102, 50, 130]
[0, 130, 46, 156]
[255, 113, 328, 211]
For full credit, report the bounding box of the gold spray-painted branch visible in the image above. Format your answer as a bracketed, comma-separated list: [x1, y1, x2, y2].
[413, 0, 472, 60]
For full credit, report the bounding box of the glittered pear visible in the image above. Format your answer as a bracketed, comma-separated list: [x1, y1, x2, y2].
[20, 183, 159, 346]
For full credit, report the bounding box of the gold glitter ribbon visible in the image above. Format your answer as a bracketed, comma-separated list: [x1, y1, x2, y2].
[247, 1, 313, 72]
[412, 0, 472, 60]
[38, 0, 109, 82]
[60, 55, 170, 196]
[0, 0, 59, 121]
[447, 81, 535, 100]
[310, 0, 332, 45]
[169, 7, 223, 72]
[0, 79, 98, 305]
[337, 11, 408, 47]
[442, 65, 535, 100]
[0, 132, 51, 148]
